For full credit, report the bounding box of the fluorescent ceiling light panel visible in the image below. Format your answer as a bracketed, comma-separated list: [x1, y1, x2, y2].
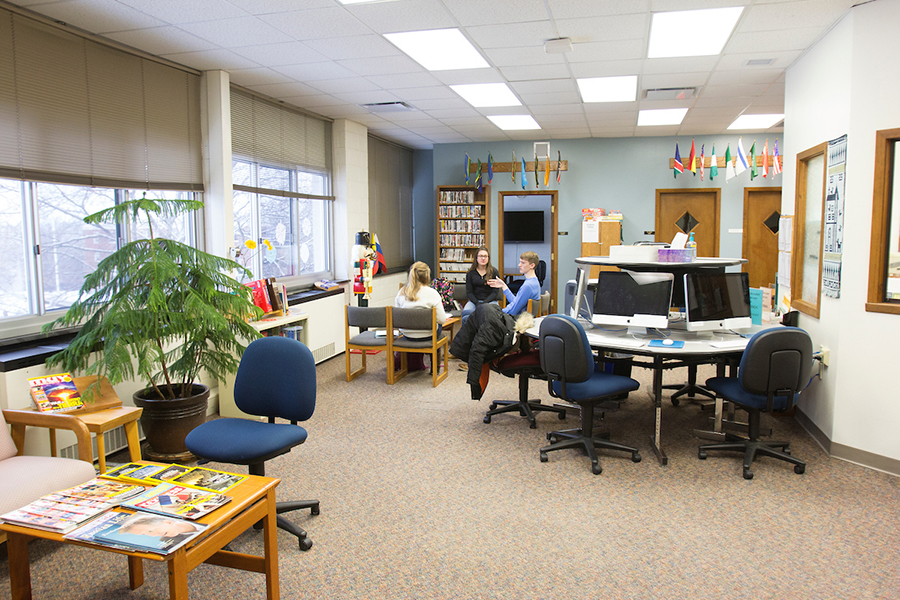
[450, 83, 521, 107]
[384, 29, 489, 71]
[577, 76, 637, 103]
[637, 108, 688, 126]
[488, 115, 541, 130]
[648, 7, 744, 58]
[728, 114, 784, 129]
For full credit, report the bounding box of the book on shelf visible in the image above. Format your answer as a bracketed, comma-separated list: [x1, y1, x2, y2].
[103, 462, 247, 493]
[120, 483, 231, 520]
[246, 279, 272, 313]
[1, 498, 110, 534]
[27, 372, 84, 413]
[74, 511, 208, 555]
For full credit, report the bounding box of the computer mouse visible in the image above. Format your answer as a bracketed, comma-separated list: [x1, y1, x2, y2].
[662, 339, 674, 346]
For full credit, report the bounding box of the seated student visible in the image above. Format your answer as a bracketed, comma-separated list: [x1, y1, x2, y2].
[461, 246, 501, 323]
[449, 303, 534, 400]
[394, 261, 449, 371]
[487, 251, 541, 316]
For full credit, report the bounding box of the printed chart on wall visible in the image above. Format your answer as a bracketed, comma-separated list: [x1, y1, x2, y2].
[823, 134, 847, 298]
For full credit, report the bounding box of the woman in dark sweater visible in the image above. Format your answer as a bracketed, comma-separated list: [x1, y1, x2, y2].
[461, 246, 500, 323]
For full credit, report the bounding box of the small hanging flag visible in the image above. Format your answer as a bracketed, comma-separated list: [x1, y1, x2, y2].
[556, 151, 562, 183]
[533, 154, 538, 189]
[689, 139, 697, 175]
[475, 159, 483, 192]
[762, 139, 769, 178]
[487, 153, 493, 184]
[512, 150, 516, 183]
[521, 156, 527, 189]
[465, 152, 470, 185]
[749, 141, 758, 180]
[735, 137, 749, 176]
[699, 144, 705, 181]
[725, 145, 736, 182]
[710, 145, 718, 179]
[773, 140, 782, 175]
[544, 154, 550, 186]
[673, 142, 683, 178]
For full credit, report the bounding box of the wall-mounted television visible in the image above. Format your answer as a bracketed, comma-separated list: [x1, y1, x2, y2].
[504, 210, 544, 243]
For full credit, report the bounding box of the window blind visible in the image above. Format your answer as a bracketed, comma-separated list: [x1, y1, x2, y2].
[368, 135, 414, 270]
[0, 10, 203, 190]
[230, 87, 332, 197]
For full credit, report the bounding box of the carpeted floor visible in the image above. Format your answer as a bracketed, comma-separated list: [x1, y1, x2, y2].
[2, 352, 899, 599]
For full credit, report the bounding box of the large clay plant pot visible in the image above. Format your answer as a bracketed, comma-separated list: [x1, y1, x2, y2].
[133, 384, 210, 461]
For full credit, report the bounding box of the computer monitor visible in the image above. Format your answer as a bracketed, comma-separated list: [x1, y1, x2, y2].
[591, 270, 674, 330]
[684, 272, 752, 332]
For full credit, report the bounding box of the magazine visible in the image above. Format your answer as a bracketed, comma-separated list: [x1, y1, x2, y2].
[121, 483, 231, 520]
[64, 511, 134, 550]
[27, 372, 84, 413]
[1, 499, 109, 533]
[170, 467, 247, 493]
[54, 478, 147, 505]
[147, 464, 193, 483]
[102, 462, 168, 483]
[91, 511, 208, 554]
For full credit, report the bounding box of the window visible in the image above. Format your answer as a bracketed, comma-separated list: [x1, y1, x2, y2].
[0, 179, 199, 322]
[791, 142, 828, 318]
[867, 127, 900, 314]
[368, 136, 414, 271]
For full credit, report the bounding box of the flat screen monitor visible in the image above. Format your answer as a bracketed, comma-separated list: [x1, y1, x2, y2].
[591, 270, 674, 330]
[684, 272, 752, 332]
[504, 210, 544, 243]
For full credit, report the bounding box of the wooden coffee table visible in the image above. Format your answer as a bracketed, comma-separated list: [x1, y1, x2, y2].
[1, 470, 281, 600]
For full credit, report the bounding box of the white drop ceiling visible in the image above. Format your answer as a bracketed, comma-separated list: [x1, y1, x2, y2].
[6, 0, 856, 149]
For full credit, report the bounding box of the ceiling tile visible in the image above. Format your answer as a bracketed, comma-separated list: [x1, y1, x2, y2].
[333, 90, 402, 105]
[366, 74, 446, 92]
[726, 28, 824, 54]
[338, 55, 423, 77]
[226, 0, 334, 15]
[344, 0, 455, 33]
[499, 65, 571, 82]
[117, 0, 249, 23]
[510, 79, 576, 95]
[229, 42, 329, 66]
[641, 72, 710, 89]
[556, 14, 649, 42]
[424, 107, 482, 119]
[716, 50, 802, 70]
[520, 90, 582, 105]
[567, 39, 645, 62]
[259, 7, 371, 40]
[740, 0, 855, 31]
[702, 83, 771, 98]
[159, 48, 260, 71]
[466, 22, 556, 49]
[272, 61, 359, 81]
[441, 0, 548, 26]
[105, 26, 218, 56]
[228, 67, 293, 87]
[569, 60, 642, 78]
[707, 68, 782, 86]
[307, 77, 381, 95]
[389, 86, 457, 102]
[412, 98, 472, 111]
[303, 35, 401, 60]
[35, 0, 166, 33]
[529, 103, 584, 115]
[642, 56, 719, 75]
[245, 81, 324, 98]
[484, 46, 566, 67]
[431, 68, 505, 85]
[179, 17, 294, 47]
[281, 94, 344, 108]
[549, 0, 650, 19]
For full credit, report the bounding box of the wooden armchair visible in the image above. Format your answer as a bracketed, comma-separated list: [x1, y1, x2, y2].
[388, 306, 449, 387]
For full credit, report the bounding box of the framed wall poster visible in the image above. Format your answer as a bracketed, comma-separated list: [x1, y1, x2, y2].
[823, 134, 847, 298]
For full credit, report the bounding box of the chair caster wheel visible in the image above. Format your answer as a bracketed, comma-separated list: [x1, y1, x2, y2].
[483, 415, 491, 424]
[592, 463, 602, 475]
[539, 452, 548, 463]
[558, 411, 566, 420]
[671, 397, 680, 407]
[784, 448, 792, 455]
[632, 452, 641, 463]
[529, 420, 537, 429]
[698, 450, 707, 460]
[794, 464, 806, 474]
[547, 434, 558, 444]
[743, 468, 754, 480]
[489, 403, 497, 411]
[311, 505, 320, 516]
[299, 537, 313, 551]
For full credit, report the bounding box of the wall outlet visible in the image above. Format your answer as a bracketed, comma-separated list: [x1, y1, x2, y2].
[819, 345, 830, 367]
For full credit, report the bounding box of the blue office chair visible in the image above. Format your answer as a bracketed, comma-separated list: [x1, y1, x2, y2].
[185, 336, 319, 550]
[538, 315, 641, 475]
[699, 327, 813, 480]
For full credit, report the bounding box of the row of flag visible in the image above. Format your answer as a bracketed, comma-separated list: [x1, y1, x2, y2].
[465, 151, 563, 192]
[674, 138, 781, 182]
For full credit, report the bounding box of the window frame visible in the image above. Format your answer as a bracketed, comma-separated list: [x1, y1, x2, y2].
[791, 142, 828, 318]
[866, 127, 900, 315]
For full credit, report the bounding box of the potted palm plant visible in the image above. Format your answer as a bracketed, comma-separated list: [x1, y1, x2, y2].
[43, 195, 262, 460]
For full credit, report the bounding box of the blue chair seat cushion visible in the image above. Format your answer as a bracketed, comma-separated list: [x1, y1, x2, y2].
[551, 372, 639, 402]
[705, 377, 797, 412]
[186, 418, 308, 464]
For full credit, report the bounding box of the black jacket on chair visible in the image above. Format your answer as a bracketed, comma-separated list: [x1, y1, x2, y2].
[450, 303, 518, 394]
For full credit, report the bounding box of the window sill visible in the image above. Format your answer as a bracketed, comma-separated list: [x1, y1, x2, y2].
[865, 302, 900, 315]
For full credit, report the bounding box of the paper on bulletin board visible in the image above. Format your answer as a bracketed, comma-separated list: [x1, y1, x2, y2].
[582, 220, 599, 243]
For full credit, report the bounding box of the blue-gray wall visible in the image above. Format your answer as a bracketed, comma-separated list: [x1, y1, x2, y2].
[412, 148, 434, 268]
[426, 136, 782, 303]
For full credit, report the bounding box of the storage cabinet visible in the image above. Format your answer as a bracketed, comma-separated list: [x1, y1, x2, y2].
[437, 185, 490, 283]
[581, 220, 622, 279]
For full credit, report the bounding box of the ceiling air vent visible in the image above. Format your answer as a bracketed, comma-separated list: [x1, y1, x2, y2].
[360, 101, 415, 113]
[746, 58, 775, 66]
[643, 87, 698, 101]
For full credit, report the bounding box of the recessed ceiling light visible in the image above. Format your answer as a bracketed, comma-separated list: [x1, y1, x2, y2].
[488, 115, 541, 130]
[648, 7, 744, 58]
[637, 108, 688, 126]
[450, 83, 521, 108]
[384, 29, 489, 71]
[577, 76, 637, 103]
[728, 114, 784, 129]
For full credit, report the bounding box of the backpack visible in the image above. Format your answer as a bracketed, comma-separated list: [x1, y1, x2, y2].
[431, 277, 455, 312]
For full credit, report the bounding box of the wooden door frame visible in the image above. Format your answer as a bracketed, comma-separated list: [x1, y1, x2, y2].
[497, 191, 558, 313]
[655, 188, 721, 255]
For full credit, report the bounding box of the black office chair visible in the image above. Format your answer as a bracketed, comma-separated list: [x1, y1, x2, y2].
[698, 327, 813, 480]
[538, 314, 641, 474]
[185, 336, 320, 550]
[507, 260, 546, 295]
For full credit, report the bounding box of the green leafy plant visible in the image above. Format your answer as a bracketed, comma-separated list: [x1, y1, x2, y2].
[43, 195, 262, 400]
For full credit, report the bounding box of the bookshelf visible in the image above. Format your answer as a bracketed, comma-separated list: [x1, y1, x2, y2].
[437, 185, 490, 283]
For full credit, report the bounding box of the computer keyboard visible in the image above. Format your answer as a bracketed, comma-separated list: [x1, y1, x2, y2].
[608, 337, 647, 349]
[709, 339, 748, 350]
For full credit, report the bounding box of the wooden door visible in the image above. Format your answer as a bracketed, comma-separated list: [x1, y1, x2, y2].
[742, 187, 781, 288]
[655, 189, 721, 257]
